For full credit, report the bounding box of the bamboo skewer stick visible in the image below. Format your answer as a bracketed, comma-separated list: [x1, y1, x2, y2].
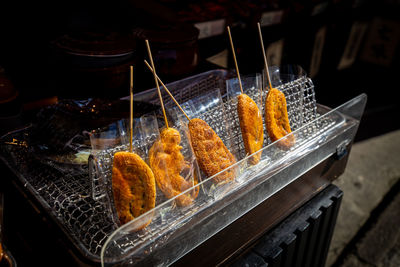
[129, 66, 134, 153]
[257, 22, 273, 91]
[145, 40, 169, 129]
[227, 26, 244, 95]
[144, 60, 191, 122]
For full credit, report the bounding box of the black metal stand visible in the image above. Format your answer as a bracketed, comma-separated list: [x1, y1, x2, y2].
[230, 184, 343, 267]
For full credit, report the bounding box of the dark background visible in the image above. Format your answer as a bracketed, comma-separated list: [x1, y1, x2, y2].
[0, 0, 399, 141]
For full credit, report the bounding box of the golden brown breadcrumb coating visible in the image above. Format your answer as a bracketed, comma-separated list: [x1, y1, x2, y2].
[265, 88, 294, 148]
[188, 118, 237, 183]
[112, 151, 156, 228]
[149, 127, 199, 206]
[237, 94, 264, 164]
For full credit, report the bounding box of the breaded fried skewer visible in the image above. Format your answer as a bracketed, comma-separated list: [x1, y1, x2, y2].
[112, 151, 156, 227]
[111, 66, 156, 228]
[144, 60, 237, 183]
[257, 23, 294, 148]
[227, 26, 264, 165]
[149, 127, 199, 206]
[145, 41, 199, 205]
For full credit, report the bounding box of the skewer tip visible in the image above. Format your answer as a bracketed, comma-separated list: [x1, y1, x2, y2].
[129, 66, 134, 153]
[226, 26, 243, 94]
[257, 22, 273, 91]
[143, 60, 191, 122]
[145, 40, 169, 129]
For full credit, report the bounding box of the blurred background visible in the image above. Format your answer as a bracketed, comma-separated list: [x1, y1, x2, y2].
[0, 0, 399, 141]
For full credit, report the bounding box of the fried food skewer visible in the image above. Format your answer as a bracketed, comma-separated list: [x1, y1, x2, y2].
[112, 151, 156, 227]
[264, 88, 294, 148]
[188, 118, 237, 183]
[227, 26, 264, 165]
[144, 61, 237, 183]
[112, 66, 156, 227]
[237, 94, 264, 164]
[145, 42, 199, 206]
[257, 23, 294, 148]
[149, 127, 199, 206]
